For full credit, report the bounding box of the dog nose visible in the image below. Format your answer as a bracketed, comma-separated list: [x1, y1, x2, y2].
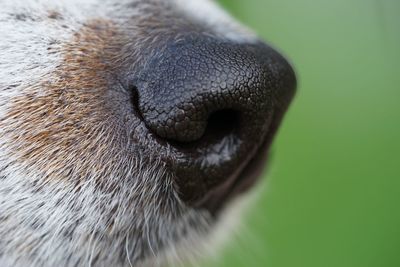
[135, 36, 295, 144]
[133, 35, 296, 205]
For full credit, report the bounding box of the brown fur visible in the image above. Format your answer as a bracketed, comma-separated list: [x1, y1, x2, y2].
[1, 20, 125, 184]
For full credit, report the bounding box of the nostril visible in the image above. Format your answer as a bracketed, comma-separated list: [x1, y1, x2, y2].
[129, 85, 144, 121]
[166, 109, 241, 150]
[129, 83, 241, 148]
[204, 109, 240, 142]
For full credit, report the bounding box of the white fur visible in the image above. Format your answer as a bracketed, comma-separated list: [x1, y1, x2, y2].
[0, 0, 100, 117]
[0, 1, 259, 266]
[173, 0, 257, 43]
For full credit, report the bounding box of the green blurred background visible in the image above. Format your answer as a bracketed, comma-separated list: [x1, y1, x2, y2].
[205, 0, 400, 266]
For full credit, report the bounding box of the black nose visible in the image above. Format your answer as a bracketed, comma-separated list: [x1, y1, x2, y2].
[133, 35, 295, 205]
[136, 36, 294, 143]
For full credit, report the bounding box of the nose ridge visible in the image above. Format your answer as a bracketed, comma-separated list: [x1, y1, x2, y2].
[135, 36, 294, 144]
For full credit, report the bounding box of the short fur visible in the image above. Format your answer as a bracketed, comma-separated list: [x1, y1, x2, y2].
[0, 1, 262, 266]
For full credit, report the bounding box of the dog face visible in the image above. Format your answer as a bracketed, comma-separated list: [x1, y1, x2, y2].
[0, 0, 296, 266]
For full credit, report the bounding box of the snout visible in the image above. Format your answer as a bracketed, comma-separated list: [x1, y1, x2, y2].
[129, 35, 296, 213]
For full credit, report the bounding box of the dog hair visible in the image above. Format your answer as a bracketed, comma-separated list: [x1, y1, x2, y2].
[0, 0, 294, 266]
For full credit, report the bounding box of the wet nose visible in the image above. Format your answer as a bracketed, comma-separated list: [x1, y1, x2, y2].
[135, 36, 295, 145]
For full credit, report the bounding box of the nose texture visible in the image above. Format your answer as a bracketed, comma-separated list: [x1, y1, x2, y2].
[134, 36, 295, 144]
[132, 35, 296, 206]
